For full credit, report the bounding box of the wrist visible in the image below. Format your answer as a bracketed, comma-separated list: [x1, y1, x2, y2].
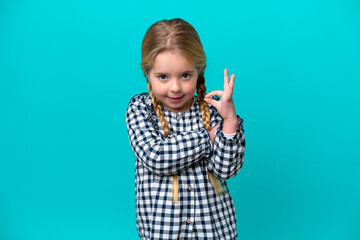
[221, 116, 239, 134]
[223, 115, 238, 121]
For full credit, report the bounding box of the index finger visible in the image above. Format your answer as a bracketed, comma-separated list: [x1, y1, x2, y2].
[224, 69, 229, 89]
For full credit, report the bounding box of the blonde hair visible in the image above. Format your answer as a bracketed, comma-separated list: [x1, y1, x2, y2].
[141, 18, 224, 203]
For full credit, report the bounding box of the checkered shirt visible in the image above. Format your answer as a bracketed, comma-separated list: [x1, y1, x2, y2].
[126, 93, 246, 240]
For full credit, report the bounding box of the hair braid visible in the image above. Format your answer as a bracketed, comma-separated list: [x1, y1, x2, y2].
[147, 82, 171, 138]
[197, 74, 225, 196]
[147, 81, 179, 202]
[197, 74, 211, 132]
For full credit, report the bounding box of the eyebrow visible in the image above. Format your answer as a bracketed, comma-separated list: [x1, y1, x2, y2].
[154, 70, 195, 75]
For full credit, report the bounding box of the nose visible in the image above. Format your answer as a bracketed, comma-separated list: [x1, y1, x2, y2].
[169, 79, 181, 93]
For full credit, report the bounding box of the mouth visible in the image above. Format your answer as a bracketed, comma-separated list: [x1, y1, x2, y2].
[168, 96, 184, 102]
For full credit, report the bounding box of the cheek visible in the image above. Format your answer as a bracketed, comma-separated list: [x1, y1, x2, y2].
[184, 81, 197, 94]
[149, 78, 165, 96]
[151, 84, 167, 98]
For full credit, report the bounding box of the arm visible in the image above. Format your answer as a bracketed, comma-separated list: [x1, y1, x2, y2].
[207, 106, 246, 179]
[204, 69, 246, 179]
[126, 94, 212, 176]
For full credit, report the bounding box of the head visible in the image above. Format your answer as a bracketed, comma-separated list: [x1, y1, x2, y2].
[141, 18, 206, 80]
[140, 18, 224, 202]
[141, 18, 210, 134]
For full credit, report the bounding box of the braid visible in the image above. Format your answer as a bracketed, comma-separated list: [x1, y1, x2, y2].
[147, 82, 171, 138]
[197, 74, 225, 196]
[147, 81, 179, 202]
[196, 74, 211, 132]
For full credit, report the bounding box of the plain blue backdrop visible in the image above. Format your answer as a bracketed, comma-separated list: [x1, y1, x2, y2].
[1, 0, 359, 239]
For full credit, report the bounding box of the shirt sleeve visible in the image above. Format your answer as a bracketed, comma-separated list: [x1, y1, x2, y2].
[126, 94, 212, 176]
[207, 105, 246, 179]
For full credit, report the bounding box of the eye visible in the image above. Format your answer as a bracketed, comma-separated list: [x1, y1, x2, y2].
[182, 73, 191, 79]
[158, 75, 167, 80]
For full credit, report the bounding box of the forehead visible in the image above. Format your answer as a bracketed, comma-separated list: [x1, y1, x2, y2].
[151, 51, 196, 73]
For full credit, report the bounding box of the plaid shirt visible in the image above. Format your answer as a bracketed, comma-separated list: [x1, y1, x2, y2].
[126, 93, 245, 240]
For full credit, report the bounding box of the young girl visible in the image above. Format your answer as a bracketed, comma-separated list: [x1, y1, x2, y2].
[126, 18, 245, 240]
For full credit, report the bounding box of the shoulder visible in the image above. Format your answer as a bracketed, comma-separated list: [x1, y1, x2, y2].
[126, 93, 154, 126]
[127, 92, 152, 113]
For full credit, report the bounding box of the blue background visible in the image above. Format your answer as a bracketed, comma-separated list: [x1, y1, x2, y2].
[1, 0, 359, 239]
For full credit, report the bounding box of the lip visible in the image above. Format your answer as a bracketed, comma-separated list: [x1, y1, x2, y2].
[168, 96, 183, 102]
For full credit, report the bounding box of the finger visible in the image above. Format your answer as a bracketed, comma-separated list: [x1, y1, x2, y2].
[205, 90, 224, 98]
[224, 69, 229, 89]
[223, 74, 235, 98]
[228, 74, 235, 94]
[231, 73, 235, 81]
[203, 96, 213, 105]
[204, 96, 221, 109]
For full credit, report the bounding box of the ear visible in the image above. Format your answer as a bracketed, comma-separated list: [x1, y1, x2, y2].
[147, 73, 154, 82]
[144, 71, 150, 80]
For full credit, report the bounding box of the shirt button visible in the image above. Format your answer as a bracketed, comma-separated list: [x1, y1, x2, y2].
[186, 218, 191, 224]
[176, 115, 181, 120]
[188, 185, 192, 191]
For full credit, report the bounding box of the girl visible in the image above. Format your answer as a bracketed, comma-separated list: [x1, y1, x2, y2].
[126, 18, 245, 240]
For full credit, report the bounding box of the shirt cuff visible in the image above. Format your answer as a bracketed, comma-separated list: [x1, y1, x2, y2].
[223, 132, 236, 140]
[210, 131, 236, 147]
[216, 115, 244, 142]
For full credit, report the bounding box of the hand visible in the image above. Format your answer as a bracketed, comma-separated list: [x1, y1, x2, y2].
[204, 69, 237, 120]
[204, 69, 238, 134]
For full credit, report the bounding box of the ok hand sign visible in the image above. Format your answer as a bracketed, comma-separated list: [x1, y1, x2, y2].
[204, 69, 239, 134]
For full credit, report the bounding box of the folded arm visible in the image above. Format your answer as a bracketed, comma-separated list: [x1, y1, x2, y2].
[126, 95, 212, 176]
[207, 105, 246, 179]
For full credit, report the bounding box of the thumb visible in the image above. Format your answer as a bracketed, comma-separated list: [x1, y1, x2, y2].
[204, 96, 221, 111]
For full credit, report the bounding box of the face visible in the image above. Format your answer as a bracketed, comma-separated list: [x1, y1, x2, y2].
[148, 50, 199, 113]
